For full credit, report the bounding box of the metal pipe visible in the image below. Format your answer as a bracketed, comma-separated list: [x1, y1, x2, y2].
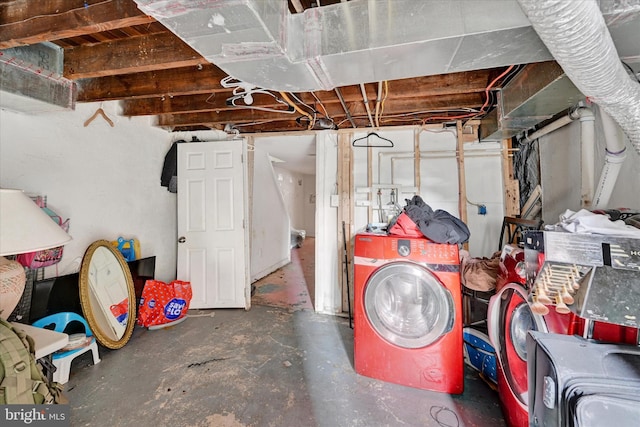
[360, 83, 375, 128]
[525, 115, 573, 142]
[335, 87, 357, 128]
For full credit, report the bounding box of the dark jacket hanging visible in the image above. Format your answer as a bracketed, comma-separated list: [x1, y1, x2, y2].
[160, 140, 186, 193]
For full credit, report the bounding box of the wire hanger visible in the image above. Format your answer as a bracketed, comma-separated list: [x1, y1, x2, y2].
[352, 132, 394, 147]
[84, 106, 114, 127]
[226, 95, 296, 114]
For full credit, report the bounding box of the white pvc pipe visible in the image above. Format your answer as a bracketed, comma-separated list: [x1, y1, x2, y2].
[593, 110, 627, 208]
[578, 110, 596, 208]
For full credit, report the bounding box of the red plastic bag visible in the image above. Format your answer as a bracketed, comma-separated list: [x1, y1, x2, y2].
[138, 280, 192, 327]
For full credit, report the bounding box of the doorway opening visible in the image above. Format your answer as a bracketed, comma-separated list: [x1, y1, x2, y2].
[251, 236, 315, 310]
[249, 134, 317, 311]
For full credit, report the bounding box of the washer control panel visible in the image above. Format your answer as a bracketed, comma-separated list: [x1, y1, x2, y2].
[397, 239, 411, 257]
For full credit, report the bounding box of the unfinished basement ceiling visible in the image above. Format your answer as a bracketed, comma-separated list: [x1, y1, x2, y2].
[1, 0, 639, 136]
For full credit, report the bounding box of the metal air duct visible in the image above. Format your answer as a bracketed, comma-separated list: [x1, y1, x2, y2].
[0, 44, 76, 113]
[134, 0, 639, 95]
[133, 0, 554, 92]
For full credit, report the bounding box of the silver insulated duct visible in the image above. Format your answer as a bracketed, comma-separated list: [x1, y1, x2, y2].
[132, 0, 640, 92]
[133, 0, 554, 91]
[517, 0, 640, 155]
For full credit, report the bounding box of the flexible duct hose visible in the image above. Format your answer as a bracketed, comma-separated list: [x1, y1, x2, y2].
[517, 0, 640, 155]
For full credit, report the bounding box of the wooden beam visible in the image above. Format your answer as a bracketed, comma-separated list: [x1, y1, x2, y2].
[216, 121, 311, 134]
[337, 132, 353, 314]
[122, 90, 484, 118]
[456, 121, 468, 251]
[0, 0, 153, 49]
[64, 31, 203, 79]
[305, 68, 503, 104]
[121, 92, 292, 116]
[76, 64, 229, 101]
[157, 109, 312, 127]
[155, 106, 492, 130]
[502, 138, 520, 216]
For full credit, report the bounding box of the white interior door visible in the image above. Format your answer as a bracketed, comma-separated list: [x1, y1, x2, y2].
[177, 140, 250, 309]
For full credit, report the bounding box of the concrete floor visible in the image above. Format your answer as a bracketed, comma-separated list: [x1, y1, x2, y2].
[65, 238, 506, 427]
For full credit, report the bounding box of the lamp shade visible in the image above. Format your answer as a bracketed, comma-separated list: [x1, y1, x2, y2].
[0, 189, 72, 256]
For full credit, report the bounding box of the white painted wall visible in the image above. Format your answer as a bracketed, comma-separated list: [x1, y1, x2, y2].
[539, 107, 640, 225]
[352, 127, 504, 257]
[540, 122, 583, 225]
[0, 101, 176, 282]
[249, 148, 290, 282]
[273, 166, 306, 231]
[464, 141, 505, 256]
[302, 174, 316, 237]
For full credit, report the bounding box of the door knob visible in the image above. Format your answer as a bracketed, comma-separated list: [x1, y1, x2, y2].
[178, 236, 186, 243]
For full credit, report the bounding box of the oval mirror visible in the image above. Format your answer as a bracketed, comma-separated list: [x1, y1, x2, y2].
[79, 240, 136, 349]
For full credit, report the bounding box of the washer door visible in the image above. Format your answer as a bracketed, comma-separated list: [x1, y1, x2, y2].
[364, 262, 454, 349]
[488, 284, 547, 406]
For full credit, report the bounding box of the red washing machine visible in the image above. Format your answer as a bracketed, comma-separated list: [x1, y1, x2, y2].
[353, 232, 463, 393]
[487, 233, 639, 427]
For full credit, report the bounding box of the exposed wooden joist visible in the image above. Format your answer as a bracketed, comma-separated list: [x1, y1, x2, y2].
[157, 109, 313, 128]
[124, 91, 484, 124]
[456, 120, 469, 251]
[113, 66, 501, 113]
[64, 31, 203, 79]
[121, 92, 288, 116]
[170, 120, 314, 133]
[0, 0, 153, 49]
[76, 64, 229, 101]
[306, 69, 505, 103]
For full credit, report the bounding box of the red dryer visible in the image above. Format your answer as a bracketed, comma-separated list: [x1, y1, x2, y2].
[353, 232, 463, 393]
[488, 242, 638, 427]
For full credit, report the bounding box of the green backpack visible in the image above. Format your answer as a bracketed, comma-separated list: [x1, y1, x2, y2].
[0, 318, 66, 404]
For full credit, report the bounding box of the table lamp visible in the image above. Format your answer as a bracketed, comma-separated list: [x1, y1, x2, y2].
[0, 189, 72, 320]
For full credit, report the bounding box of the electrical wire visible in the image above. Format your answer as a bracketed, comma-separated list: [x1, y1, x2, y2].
[411, 65, 516, 125]
[466, 197, 484, 207]
[290, 92, 336, 129]
[279, 91, 315, 129]
[468, 64, 515, 120]
[380, 108, 482, 123]
[231, 119, 281, 127]
[288, 92, 317, 114]
[429, 406, 460, 427]
[310, 92, 330, 118]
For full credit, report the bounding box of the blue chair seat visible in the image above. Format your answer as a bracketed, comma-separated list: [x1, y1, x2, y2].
[32, 312, 100, 384]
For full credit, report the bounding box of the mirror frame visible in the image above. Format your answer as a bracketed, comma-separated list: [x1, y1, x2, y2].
[79, 240, 136, 349]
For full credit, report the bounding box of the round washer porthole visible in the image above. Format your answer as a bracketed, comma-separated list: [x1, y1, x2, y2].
[364, 262, 454, 349]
